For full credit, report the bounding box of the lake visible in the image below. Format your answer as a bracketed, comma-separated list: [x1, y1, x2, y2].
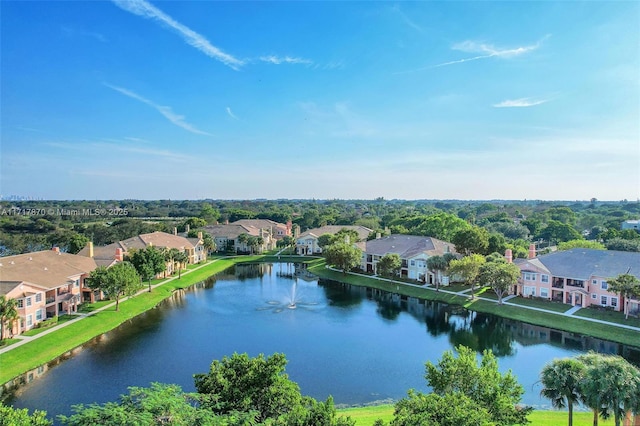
[4, 262, 639, 420]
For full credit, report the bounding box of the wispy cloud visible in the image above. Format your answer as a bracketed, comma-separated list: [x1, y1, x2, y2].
[45, 141, 194, 162]
[104, 83, 212, 135]
[493, 97, 550, 108]
[226, 107, 239, 120]
[391, 5, 423, 33]
[61, 26, 108, 42]
[397, 35, 550, 73]
[111, 0, 243, 70]
[259, 55, 312, 65]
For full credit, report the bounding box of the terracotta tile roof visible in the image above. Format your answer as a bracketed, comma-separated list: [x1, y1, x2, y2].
[0, 250, 98, 290]
[203, 224, 260, 239]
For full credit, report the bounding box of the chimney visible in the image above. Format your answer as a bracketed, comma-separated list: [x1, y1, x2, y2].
[528, 243, 536, 259]
[286, 220, 292, 234]
[173, 227, 177, 236]
[87, 241, 94, 258]
[198, 231, 203, 240]
[185, 224, 190, 233]
[344, 235, 350, 244]
[505, 249, 513, 263]
[52, 246, 60, 253]
[115, 248, 124, 262]
[376, 232, 381, 239]
[224, 219, 229, 225]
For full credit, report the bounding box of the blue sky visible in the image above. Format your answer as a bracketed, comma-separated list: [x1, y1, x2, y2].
[1, 1, 638, 201]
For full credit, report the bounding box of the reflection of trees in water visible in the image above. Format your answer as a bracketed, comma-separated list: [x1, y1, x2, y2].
[376, 297, 403, 321]
[449, 313, 515, 357]
[317, 279, 365, 308]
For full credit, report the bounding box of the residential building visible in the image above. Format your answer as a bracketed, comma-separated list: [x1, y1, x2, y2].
[79, 231, 206, 281]
[513, 247, 640, 314]
[621, 219, 640, 231]
[295, 225, 373, 255]
[0, 248, 98, 335]
[231, 219, 292, 240]
[202, 224, 275, 254]
[361, 234, 457, 283]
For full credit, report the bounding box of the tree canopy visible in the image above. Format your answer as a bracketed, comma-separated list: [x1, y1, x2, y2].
[86, 263, 141, 311]
[324, 242, 362, 275]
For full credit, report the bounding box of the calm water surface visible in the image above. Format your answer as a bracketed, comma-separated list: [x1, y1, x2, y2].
[4, 263, 639, 420]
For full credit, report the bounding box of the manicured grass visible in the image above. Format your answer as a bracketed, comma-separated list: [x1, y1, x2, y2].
[336, 405, 617, 426]
[0, 256, 321, 385]
[77, 300, 112, 313]
[0, 338, 21, 348]
[309, 262, 640, 347]
[574, 307, 640, 328]
[21, 315, 79, 336]
[507, 296, 572, 313]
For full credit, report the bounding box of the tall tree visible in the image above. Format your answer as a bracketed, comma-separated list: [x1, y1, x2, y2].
[452, 227, 490, 256]
[0, 402, 51, 426]
[376, 253, 402, 277]
[479, 258, 520, 304]
[324, 242, 362, 275]
[426, 255, 448, 291]
[86, 263, 141, 312]
[130, 246, 166, 292]
[0, 296, 19, 341]
[424, 345, 531, 425]
[607, 274, 640, 320]
[579, 354, 640, 426]
[540, 358, 586, 426]
[448, 254, 486, 299]
[391, 391, 492, 426]
[194, 352, 303, 422]
[173, 251, 189, 279]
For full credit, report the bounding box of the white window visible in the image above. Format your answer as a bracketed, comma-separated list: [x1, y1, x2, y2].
[74, 279, 80, 288]
[591, 294, 597, 300]
[26, 315, 33, 327]
[26, 297, 32, 307]
[592, 279, 597, 285]
[601, 295, 607, 306]
[524, 286, 536, 297]
[540, 288, 549, 298]
[541, 275, 549, 283]
[35, 293, 42, 303]
[36, 309, 43, 321]
[17, 299, 24, 308]
[610, 297, 618, 308]
[410, 260, 415, 266]
[601, 281, 608, 290]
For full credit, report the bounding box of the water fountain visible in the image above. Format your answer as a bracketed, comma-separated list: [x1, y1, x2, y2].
[288, 282, 298, 309]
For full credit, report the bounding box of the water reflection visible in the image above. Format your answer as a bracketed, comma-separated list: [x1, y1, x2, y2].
[3, 263, 639, 418]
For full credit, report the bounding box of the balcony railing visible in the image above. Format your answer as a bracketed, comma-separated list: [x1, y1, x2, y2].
[46, 297, 55, 304]
[552, 282, 564, 289]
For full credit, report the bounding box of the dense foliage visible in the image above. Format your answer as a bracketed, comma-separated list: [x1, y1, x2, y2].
[2, 199, 638, 256]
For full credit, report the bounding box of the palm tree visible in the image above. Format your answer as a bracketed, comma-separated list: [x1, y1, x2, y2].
[577, 353, 609, 426]
[426, 255, 448, 291]
[0, 296, 19, 341]
[540, 358, 586, 426]
[165, 248, 181, 277]
[174, 251, 189, 279]
[607, 274, 640, 320]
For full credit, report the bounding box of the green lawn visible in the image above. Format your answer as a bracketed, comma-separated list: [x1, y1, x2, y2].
[336, 405, 616, 426]
[507, 296, 573, 313]
[0, 256, 321, 385]
[309, 262, 640, 347]
[574, 307, 640, 328]
[21, 315, 79, 336]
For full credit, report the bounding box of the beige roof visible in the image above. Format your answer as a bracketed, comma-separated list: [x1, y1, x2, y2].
[0, 250, 98, 291]
[79, 231, 198, 262]
[232, 219, 287, 230]
[203, 224, 261, 239]
[298, 225, 373, 241]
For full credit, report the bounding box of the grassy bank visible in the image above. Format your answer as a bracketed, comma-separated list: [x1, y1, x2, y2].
[336, 405, 616, 426]
[0, 255, 322, 385]
[308, 262, 640, 347]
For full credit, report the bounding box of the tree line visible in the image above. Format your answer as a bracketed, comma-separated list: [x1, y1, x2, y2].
[2, 199, 639, 256]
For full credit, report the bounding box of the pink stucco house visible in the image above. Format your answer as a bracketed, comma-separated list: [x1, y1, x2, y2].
[513, 247, 640, 315]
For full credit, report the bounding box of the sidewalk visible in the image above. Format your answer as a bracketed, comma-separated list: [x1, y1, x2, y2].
[329, 267, 640, 333]
[0, 259, 220, 355]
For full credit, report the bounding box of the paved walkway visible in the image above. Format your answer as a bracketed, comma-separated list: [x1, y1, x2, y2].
[3, 260, 638, 357]
[330, 267, 640, 333]
[0, 259, 221, 356]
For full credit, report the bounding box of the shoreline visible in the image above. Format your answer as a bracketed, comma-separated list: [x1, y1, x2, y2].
[1, 255, 638, 388]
